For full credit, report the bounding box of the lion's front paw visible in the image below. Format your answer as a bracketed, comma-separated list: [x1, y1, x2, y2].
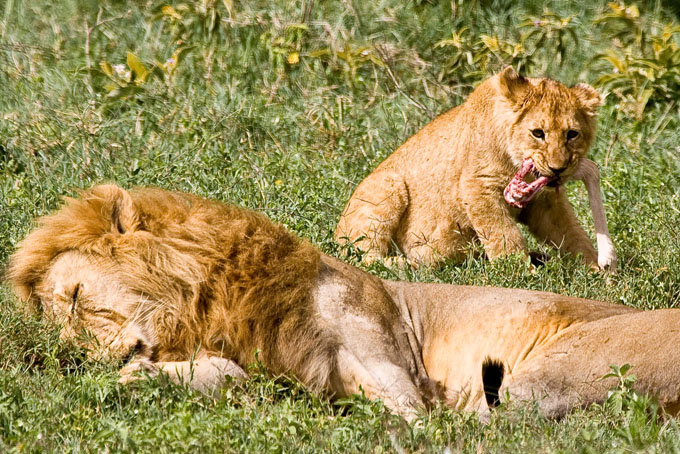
[119, 359, 159, 384]
[208, 356, 248, 380]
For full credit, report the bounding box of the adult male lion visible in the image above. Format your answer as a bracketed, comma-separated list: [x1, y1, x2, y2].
[335, 67, 617, 270]
[8, 185, 680, 420]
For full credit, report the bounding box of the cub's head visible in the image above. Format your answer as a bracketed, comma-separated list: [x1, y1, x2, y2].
[7, 185, 197, 363]
[497, 66, 601, 180]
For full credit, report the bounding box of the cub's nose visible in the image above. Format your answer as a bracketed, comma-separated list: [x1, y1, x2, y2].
[548, 165, 568, 176]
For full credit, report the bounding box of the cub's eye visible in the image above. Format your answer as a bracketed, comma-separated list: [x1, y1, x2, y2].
[531, 129, 545, 139]
[566, 130, 579, 140]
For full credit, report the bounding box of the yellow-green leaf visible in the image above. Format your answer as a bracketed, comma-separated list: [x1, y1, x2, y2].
[221, 0, 234, 17]
[635, 88, 653, 119]
[127, 52, 148, 83]
[161, 5, 183, 20]
[602, 53, 626, 73]
[99, 61, 114, 78]
[308, 49, 330, 58]
[481, 35, 500, 52]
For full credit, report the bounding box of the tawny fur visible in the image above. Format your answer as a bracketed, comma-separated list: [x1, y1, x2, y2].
[335, 67, 606, 267]
[9, 185, 335, 390]
[11, 185, 680, 420]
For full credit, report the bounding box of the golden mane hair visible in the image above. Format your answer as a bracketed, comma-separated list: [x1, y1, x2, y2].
[8, 185, 337, 390]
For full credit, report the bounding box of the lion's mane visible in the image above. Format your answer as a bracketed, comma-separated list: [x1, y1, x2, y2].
[9, 185, 337, 390]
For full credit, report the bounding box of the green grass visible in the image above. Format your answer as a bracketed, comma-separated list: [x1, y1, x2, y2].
[2, 0, 680, 452]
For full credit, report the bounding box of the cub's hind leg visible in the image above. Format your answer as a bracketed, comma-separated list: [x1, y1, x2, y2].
[520, 189, 597, 266]
[335, 170, 408, 262]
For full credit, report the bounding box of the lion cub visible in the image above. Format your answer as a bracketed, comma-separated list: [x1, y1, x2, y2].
[336, 67, 614, 269]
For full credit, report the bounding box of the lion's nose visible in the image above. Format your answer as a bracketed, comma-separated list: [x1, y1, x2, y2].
[123, 340, 146, 365]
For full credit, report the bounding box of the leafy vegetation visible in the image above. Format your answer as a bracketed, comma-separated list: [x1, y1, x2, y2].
[593, 2, 680, 120]
[1, 0, 680, 452]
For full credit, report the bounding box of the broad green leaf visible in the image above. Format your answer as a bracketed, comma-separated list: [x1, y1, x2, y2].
[308, 49, 331, 58]
[285, 23, 308, 32]
[602, 53, 626, 73]
[104, 85, 143, 101]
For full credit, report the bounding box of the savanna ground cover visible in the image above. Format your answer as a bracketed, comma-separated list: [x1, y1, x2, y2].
[2, 0, 680, 452]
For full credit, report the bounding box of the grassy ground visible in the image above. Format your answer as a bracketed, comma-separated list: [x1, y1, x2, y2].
[2, 0, 680, 452]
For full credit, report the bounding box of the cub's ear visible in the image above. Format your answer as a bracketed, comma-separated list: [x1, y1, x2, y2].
[84, 184, 141, 234]
[497, 66, 530, 107]
[571, 83, 602, 117]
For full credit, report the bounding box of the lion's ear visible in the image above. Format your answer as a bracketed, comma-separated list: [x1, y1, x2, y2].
[572, 83, 601, 117]
[85, 185, 141, 234]
[498, 66, 530, 107]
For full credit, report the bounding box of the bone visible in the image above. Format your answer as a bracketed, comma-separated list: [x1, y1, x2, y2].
[568, 158, 617, 272]
[504, 158, 554, 208]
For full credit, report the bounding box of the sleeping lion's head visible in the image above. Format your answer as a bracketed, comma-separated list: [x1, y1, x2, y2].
[7, 185, 168, 362]
[8, 184, 321, 370]
[32, 250, 155, 362]
[497, 67, 601, 181]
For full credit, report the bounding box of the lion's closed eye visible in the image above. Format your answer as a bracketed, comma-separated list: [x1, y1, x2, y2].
[70, 283, 81, 314]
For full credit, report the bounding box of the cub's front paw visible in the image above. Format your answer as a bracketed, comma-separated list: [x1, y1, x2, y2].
[597, 236, 617, 272]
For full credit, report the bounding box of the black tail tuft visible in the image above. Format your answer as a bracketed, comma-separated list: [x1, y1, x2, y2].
[482, 358, 505, 408]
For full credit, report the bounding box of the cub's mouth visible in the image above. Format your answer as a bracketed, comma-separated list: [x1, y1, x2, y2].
[504, 158, 558, 208]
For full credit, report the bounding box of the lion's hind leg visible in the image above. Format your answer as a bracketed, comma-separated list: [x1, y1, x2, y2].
[335, 171, 408, 263]
[498, 309, 680, 418]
